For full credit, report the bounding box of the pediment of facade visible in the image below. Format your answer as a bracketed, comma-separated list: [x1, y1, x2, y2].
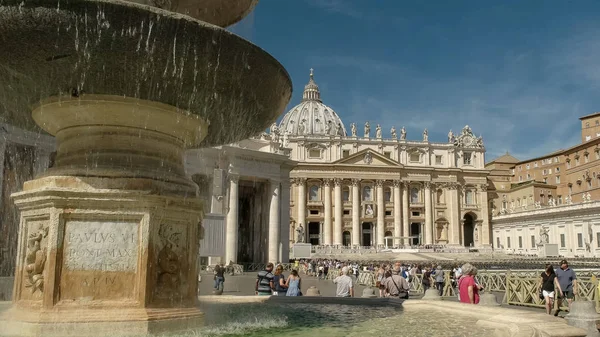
[332, 149, 402, 167]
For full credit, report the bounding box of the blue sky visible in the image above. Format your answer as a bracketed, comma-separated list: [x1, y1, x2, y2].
[230, 0, 600, 161]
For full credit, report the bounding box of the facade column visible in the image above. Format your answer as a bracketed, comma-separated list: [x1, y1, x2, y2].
[280, 179, 291, 262]
[424, 181, 433, 245]
[351, 178, 360, 246]
[479, 183, 491, 247]
[376, 180, 385, 247]
[393, 180, 402, 247]
[0, 138, 6, 201]
[297, 178, 307, 239]
[333, 178, 343, 245]
[323, 178, 333, 245]
[268, 180, 280, 263]
[402, 181, 410, 246]
[448, 183, 461, 245]
[225, 175, 239, 263]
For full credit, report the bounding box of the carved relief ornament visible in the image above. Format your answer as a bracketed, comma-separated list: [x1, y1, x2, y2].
[323, 178, 332, 186]
[333, 178, 343, 186]
[351, 178, 361, 186]
[392, 180, 402, 188]
[375, 179, 385, 187]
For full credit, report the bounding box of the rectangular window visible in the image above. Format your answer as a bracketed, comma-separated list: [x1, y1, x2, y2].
[384, 151, 391, 158]
[597, 233, 600, 247]
[309, 149, 321, 158]
[576, 158, 580, 165]
[385, 210, 392, 216]
[534, 162, 538, 168]
[578, 233, 583, 248]
[569, 185, 573, 194]
[496, 237, 500, 248]
[518, 236, 523, 248]
[531, 235, 536, 248]
[342, 150, 350, 158]
[507, 237, 511, 248]
[519, 176, 523, 182]
[560, 234, 566, 248]
[558, 195, 562, 204]
[567, 161, 571, 169]
[526, 164, 530, 169]
[412, 211, 420, 217]
[435, 155, 443, 165]
[585, 154, 590, 163]
[527, 173, 531, 180]
[343, 210, 350, 215]
[410, 153, 420, 162]
[556, 176, 560, 184]
[310, 210, 319, 215]
[556, 167, 560, 173]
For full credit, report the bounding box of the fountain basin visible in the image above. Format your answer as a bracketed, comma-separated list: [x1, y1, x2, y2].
[126, 0, 259, 27]
[0, 0, 291, 147]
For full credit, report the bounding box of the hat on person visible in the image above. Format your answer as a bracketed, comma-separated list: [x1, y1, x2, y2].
[560, 259, 568, 265]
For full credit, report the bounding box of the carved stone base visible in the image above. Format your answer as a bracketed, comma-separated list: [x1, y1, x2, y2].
[1, 306, 204, 337]
[0, 175, 203, 337]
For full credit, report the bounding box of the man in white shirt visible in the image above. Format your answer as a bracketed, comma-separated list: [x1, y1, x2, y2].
[333, 266, 354, 297]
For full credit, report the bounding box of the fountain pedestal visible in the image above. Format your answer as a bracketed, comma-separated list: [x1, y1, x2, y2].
[1, 96, 208, 337]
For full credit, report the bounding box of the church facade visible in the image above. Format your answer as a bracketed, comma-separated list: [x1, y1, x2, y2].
[272, 70, 492, 249]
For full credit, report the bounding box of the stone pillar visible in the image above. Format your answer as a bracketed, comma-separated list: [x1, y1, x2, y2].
[424, 181, 433, 245]
[297, 177, 307, 234]
[225, 175, 239, 263]
[479, 183, 491, 247]
[351, 178, 360, 246]
[268, 180, 280, 263]
[333, 178, 343, 245]
[280, 179, 291, 262]
[393, 180, 402, 246]
[402, 181, 410, 246]
[323, 178, 332, 245]
[0, 138, 6, 201]
[448, 183, 461, 245]
[376, 180, 385, 247]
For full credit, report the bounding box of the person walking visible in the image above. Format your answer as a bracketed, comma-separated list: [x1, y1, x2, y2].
[555, 260, 577, 316]
[213, 263, 225, 293]
[539, 264, 563, 315]
[255, 262, 275, 296]
[333, 266, 354, 297]
[434, 265, 445, 296]
[285, 270, 302, 296]
[458, 263, 482, 304]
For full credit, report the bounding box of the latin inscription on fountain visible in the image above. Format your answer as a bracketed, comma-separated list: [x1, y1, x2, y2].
[64, 221, 139, 272]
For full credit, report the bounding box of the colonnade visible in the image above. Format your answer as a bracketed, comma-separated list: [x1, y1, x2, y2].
[292, 178, 491, 248]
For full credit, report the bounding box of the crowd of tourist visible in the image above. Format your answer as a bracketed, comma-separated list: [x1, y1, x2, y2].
[213, 257, 578, 315]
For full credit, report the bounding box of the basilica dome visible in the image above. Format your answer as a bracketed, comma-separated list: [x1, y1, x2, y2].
[279, 69, 347, 136]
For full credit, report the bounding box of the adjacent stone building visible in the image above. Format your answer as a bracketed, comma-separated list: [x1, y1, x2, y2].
[488, 112, 600, 257]
[275, 70, 492, 249]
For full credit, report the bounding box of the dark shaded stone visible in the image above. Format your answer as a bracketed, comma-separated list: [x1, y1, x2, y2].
[0, 0, 292, 147]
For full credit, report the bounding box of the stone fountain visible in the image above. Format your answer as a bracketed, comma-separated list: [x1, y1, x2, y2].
[0, 0, 291, 336]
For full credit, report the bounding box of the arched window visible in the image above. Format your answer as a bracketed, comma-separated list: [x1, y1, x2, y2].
[384, 187, 392, 202]
[363, 186, 372, 201]
[410, 187, 419, 203]
[342, 186, 350, 201]
[309, 185, 319, 201]
[466, 189, 474, 205]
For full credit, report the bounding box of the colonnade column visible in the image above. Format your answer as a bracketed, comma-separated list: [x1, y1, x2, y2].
[297, 178, 307, 240]
[280, 179, 291, 262]
[351, 178, 360, 246]
[479, 183, 491, 247]
[448, 183, 461, 245]
[323, 178, 332, 245]
[333, 178, 343, 245]
[268, 180, 280, 263]
[225, 175, 239, 263]
[393, 180, 402, 246]
[402, 181, 410, 246]
[424, 181, 433, 245]
[376, 180, 385, 247]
